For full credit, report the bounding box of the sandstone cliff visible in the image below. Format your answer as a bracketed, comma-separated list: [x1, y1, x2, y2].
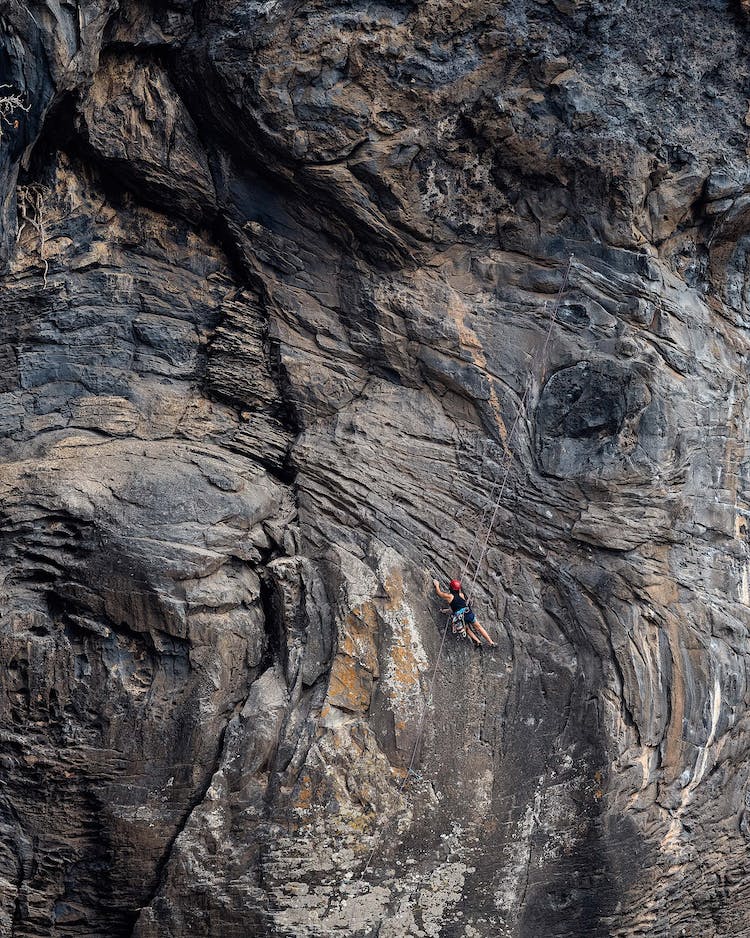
[2, 2, 750, 936]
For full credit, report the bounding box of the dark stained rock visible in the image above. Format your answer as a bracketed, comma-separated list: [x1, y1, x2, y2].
[535, 358, 655, 482]
[2, 1, 750, 936]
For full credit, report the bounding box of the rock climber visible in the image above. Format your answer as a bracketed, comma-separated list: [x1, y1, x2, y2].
[432, 578, 497, 647]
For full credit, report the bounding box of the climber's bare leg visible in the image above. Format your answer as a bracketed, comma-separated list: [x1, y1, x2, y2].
[466, 626, 481, 645]
[471, 620, 496, 646]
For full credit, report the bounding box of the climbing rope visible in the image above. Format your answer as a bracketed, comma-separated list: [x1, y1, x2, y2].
[452, 256, 574, 602]
[463, 255, 574, 603]
[358, 254, 575, 882]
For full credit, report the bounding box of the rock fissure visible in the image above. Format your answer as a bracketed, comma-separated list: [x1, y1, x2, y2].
[126, 704, 240, 938]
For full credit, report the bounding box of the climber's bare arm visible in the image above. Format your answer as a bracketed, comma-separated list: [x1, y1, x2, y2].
[433, 579, 453, 602]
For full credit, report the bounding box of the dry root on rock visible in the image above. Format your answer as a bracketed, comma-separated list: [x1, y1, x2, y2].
[16, 184, 50, 287]
[0, 84, 29, 139]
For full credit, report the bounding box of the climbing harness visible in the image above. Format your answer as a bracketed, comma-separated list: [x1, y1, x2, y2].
[358, 255, 575, 881]
[449, 598, 478, 639]
[451, 608, 469, 637]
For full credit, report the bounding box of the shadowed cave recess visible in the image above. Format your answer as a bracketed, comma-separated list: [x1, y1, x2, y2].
[2, 1, 750, 936]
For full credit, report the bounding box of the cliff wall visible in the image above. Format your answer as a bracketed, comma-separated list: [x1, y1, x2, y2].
[2, 2, 750, 936]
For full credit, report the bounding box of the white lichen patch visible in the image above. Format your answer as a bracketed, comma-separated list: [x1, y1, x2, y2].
[421, 159, 443, 214]
[419, 861, 473, 936]
[377, 906, 424, 937]
[536, 782, 578, 865]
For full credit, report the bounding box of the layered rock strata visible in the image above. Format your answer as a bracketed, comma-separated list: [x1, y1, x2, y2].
[1, 1, 750, 936]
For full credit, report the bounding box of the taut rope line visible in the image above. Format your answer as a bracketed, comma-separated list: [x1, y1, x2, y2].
[358, 254, 574, 882]
[464, 255, 574, 602]
[456, 256, 574, 595]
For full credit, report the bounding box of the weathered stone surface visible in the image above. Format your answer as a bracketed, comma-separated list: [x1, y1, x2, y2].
[3, 1, 750, 936]
[78, 52, 216, 223]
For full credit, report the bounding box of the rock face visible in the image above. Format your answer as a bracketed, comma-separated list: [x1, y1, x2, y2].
[2, 1, 750, 936]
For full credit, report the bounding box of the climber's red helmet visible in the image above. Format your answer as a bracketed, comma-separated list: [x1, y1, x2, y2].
[449, 579, 461, 592]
